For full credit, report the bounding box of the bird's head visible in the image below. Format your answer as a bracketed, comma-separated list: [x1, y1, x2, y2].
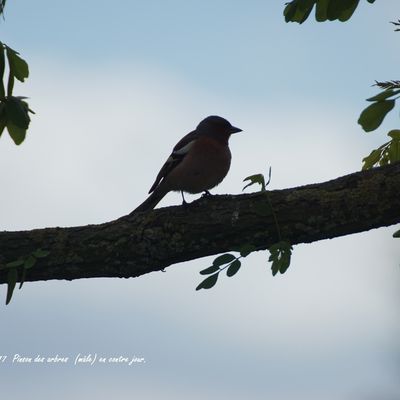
[196, 115, 242, 142]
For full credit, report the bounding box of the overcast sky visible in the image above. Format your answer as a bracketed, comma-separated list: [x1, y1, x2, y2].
[1, 1, 399, 399]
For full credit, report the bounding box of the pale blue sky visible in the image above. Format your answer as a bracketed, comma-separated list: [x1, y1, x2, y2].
[0, 1, 399, 399]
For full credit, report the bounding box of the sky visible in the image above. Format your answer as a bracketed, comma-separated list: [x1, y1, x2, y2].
[0, 1, 400, 399]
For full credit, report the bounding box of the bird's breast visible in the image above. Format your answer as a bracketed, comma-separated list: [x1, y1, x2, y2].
[166, 138, 232, 194]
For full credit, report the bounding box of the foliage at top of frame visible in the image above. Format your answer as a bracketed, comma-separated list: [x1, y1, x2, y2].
[284, 0, 376, 24]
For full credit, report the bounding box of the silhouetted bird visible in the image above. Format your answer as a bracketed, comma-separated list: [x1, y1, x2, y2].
[133, 115, 242, 212]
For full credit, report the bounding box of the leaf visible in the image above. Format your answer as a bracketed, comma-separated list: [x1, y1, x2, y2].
[0, 115, 6, 137]
[362, 148, 383, 170]
[388, 130, 400, 140]
[226, 260, 241, 277]
[238, 243, 257, 257]
[387, 138, 400, 163]
[269, 241, 293, 276]
[33, 248, 50, 258]
[0, 1, 6, 16]
[315, 0, 329, 21]
[393, 229, 400, 238]
[284, 0, 316, 24]
[283, 1, 297, 22]
[293, 0, 316, 24]
[19, 268, 26, 289]
[337, 0, 359, 22]
[212, 253, 236, 267]
[23, 255, 36, 269]
[243, 174, 266, 192]
[366, 89, 400, 102]
[6, 259, 24, 268]
[200, 265, 220, 275]
[7, 121, 26, 145]
[0, 103, 6, 137]
[0, 42, 5, 98]
[6, 268, 18, 305]
[375, 80, 400, 90]
[358, 100, 395, 132]
[5, 97, 30, 129]
[7, 73, 14, 97]
[196, 273, 218, 291]
[6, 46, 29, 82]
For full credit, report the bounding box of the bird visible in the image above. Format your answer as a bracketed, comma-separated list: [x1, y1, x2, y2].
[132, 115, 242, 213]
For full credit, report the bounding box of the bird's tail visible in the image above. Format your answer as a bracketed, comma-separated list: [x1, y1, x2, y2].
[131, 187, 168, 214]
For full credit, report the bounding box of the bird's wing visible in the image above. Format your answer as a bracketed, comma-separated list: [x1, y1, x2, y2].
[148, 130, 200, 193]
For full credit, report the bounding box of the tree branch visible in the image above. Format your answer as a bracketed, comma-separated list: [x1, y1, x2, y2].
[1, 163, 399, 285]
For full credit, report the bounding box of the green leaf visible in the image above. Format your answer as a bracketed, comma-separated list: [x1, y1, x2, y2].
[0, 1, 6, 16]
[284, 0, 316, 24]
[367, 89, 400, 102]
[5, 97, 30, 129]
[0, 115, 6, 137]
[325, 0, 359, 22]
[196, 273, 218, 291]
[315, 0, 329, 21]
[283, 1, 297, 22]
[0, 42, 5, 98]
[337, 0, 359, 22]
[243, 174, 266, 192]
[0, 103, 6, 137]
[6, 268, 18, 305]
[362, 148, 383, 170]
[226, 260, 241, 277]
[7, 72, 14, 97]
[393, 229, 400, 238]
[238, 243, 257, 257]
[387, 138, 400, 162]
[19, 268, 26, 289]
[379, 152, 389, 166]
[269, 241, 293, 276]
[388, 129, 400, 140]
[33, 248, 50, 258]
[200, 265, 220, 275]
[6, 46, 29, 82]
[7, 121, 26, 145]
[358, 100, 395, 132]
[23, 255, 36, 269]
[6, 259, 24, 268]
[212, 253, 236, 267]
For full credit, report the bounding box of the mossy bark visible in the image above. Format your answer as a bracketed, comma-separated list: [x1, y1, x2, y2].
[0, 163, 399, 284]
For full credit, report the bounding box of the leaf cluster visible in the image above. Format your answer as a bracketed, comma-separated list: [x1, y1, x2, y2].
[375, 81, 400, 90]
[358, 89, 400, 173]
[0, 1, 5, 17]
[196, 240, 294, 291]
[362, 130, 400, 169]
[197, 167, 294, 292]
[269, 241, 293, 276]
[391, 19, 400, 32]
[1, 249, 49, 305]
[196, 247, 255, 291]
[284, 0, 375, 24]
[0, 42, 33, 145]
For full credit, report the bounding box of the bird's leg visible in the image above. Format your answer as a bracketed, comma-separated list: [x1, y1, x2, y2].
[181, 191, 188, 206]
[202, 190, 211, 197]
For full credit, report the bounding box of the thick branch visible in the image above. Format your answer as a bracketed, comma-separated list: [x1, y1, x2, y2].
[1, 163, 399, 284]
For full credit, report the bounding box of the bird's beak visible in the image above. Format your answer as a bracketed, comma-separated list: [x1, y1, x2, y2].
[229, 126, 242, 134]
